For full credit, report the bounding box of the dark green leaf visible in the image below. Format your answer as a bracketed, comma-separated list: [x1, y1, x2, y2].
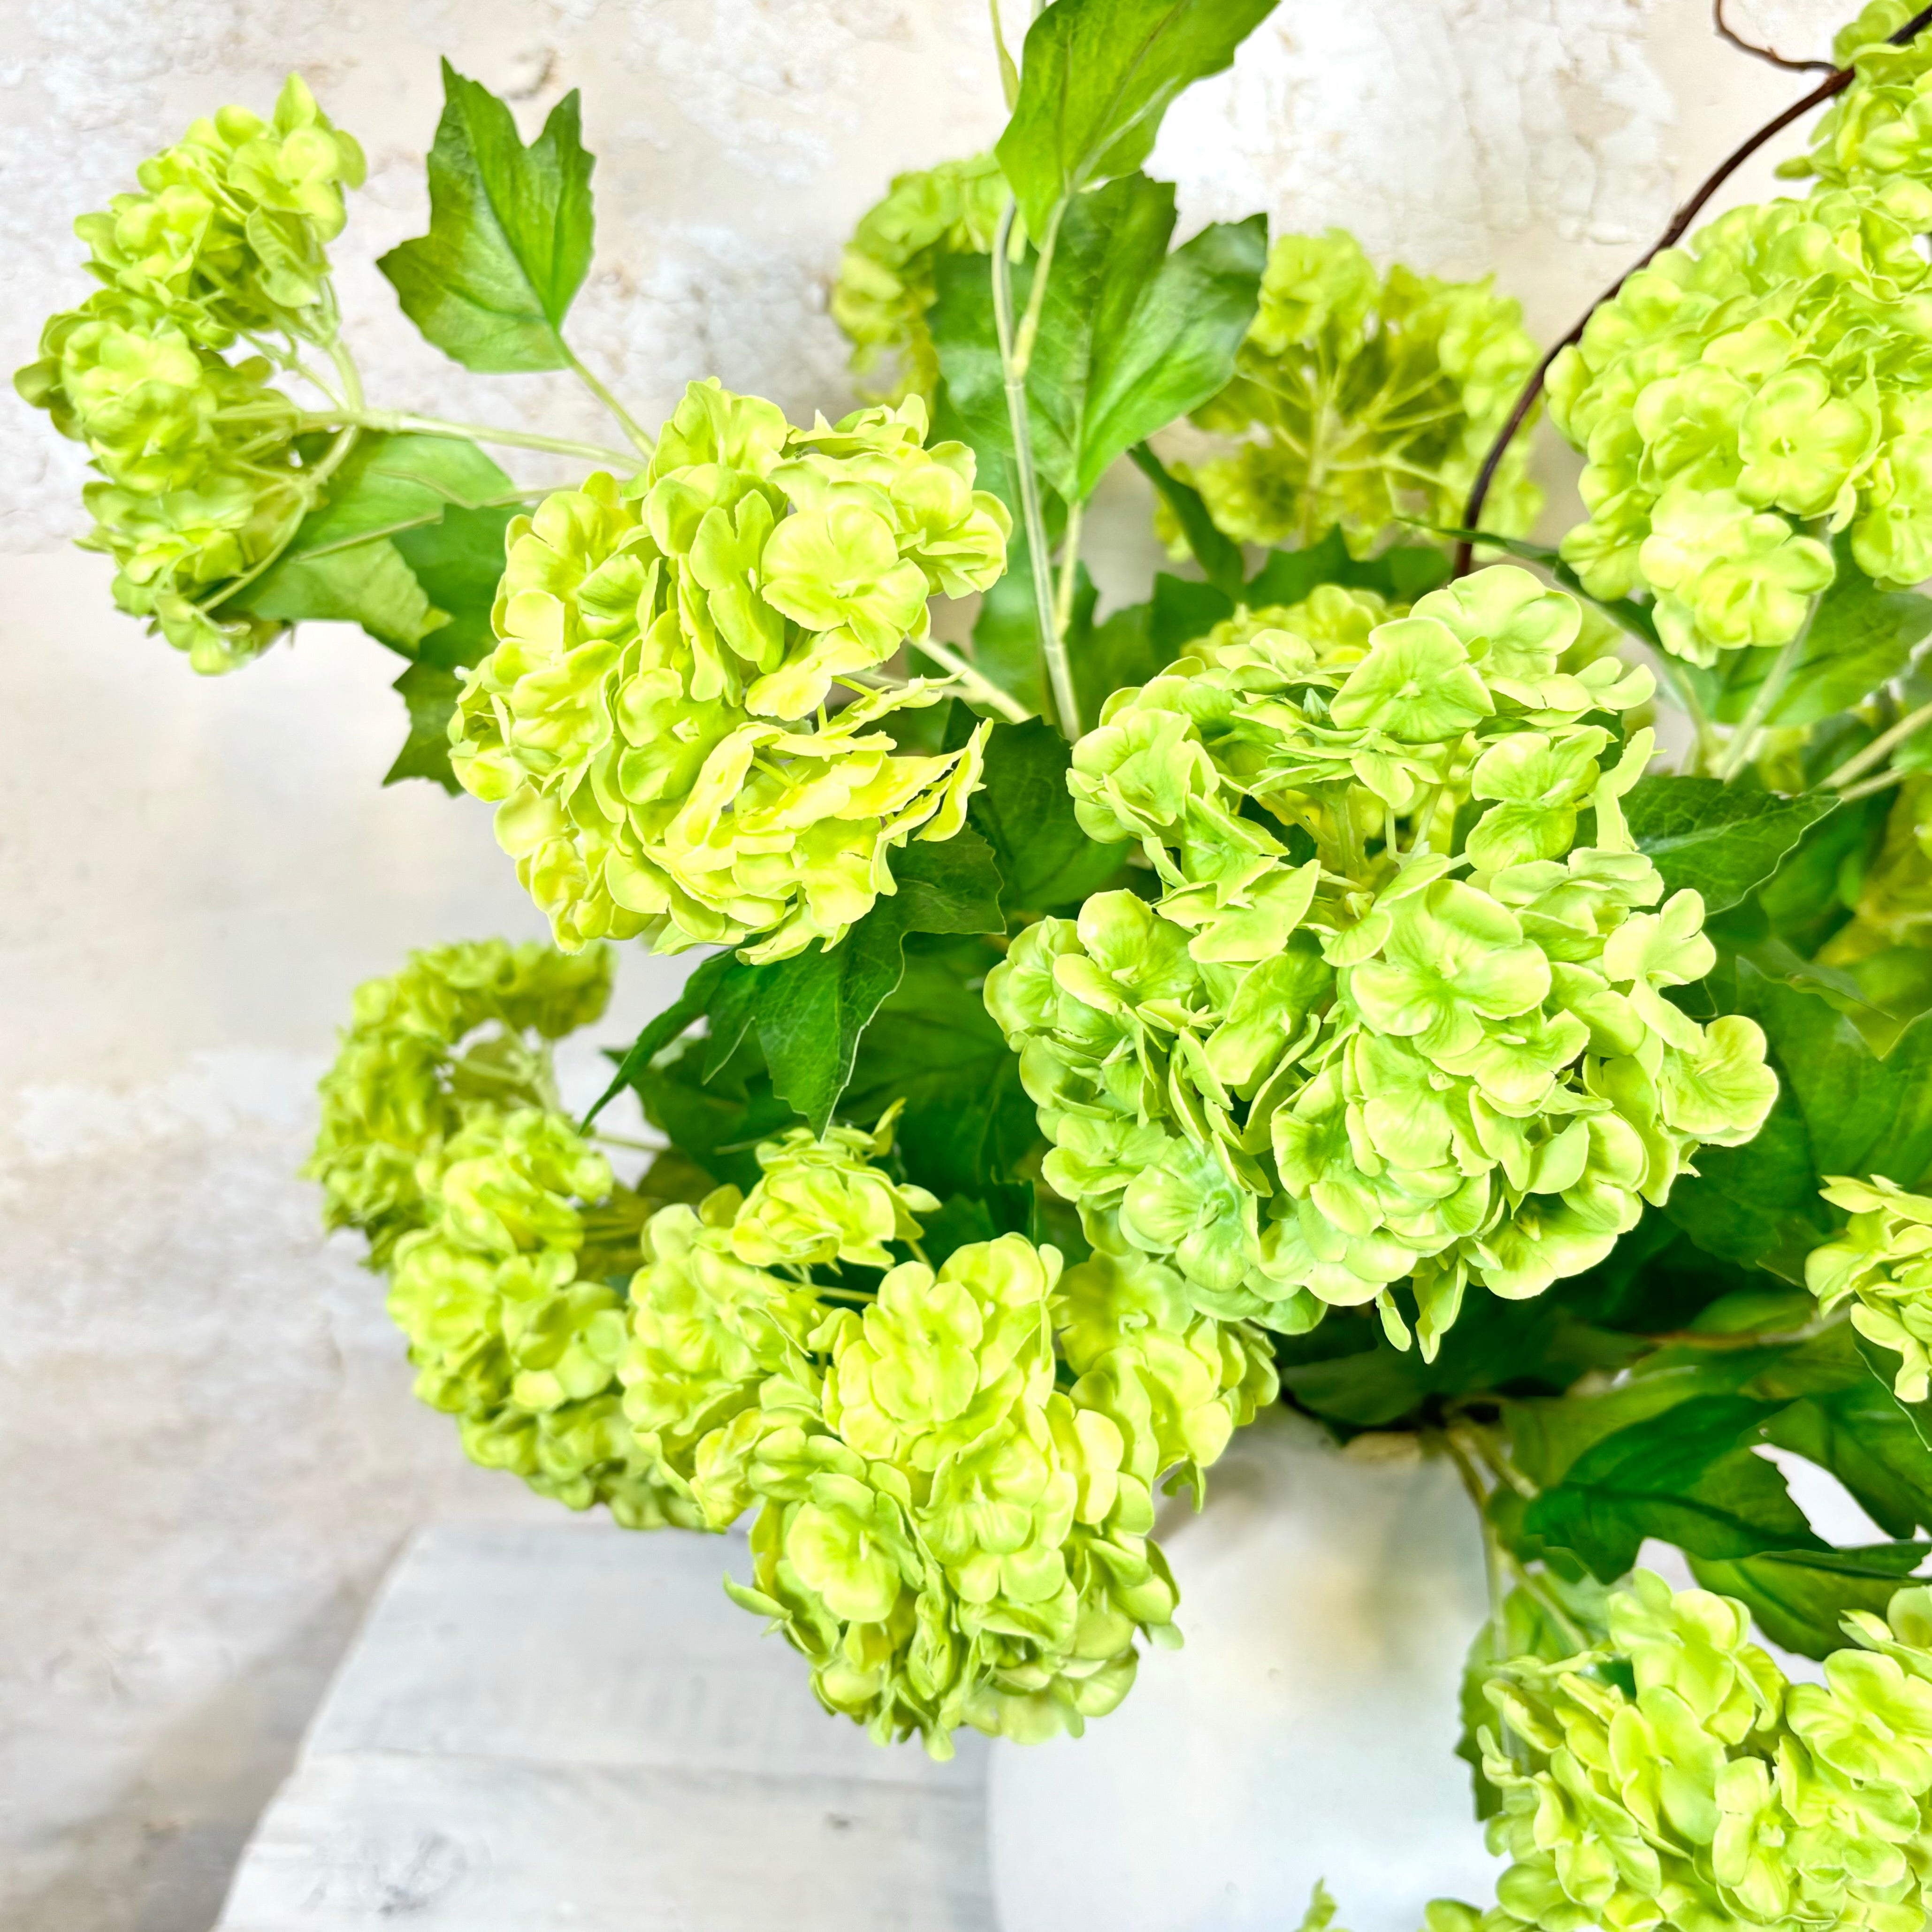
[1149, 572, 1236, 656]
[1079, 595, 1161, 721]
[383, 662, 466, 793]
[995, 0, 1279, 236]
[1023, 176, 1264, 501]
[1625, 776, 1840, 914]
[628, 1032, 799, 1195]
[1522, 1395, 1823, 1580]
[1668, 962, 1932, 1276]
[970, 717, 1129, 914]
[379, 61, 596, 373]
[582, 952, 734, 1130]
[1246, 527, 1453, 607]
[1764, 1380, 1932, 1539]
[1128, 443, 1245, 599]
[890, 829, 1006, 936]
[1688, 1544, 1928, 1658]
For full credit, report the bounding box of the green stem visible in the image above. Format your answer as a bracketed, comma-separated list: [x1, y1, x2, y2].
[1824, 696, 1932, 791]
[564, 344, 656, 458]
[1716, 597, 1821, 781]
[991, 196, 1080, 738]
[1440, 1430, 1509, 1659]
[1838, 765, 1911, 804]
[908, 635, 1032, 723]
[292, 406, 638, 467]
[590, 1130, 659, 1154]
[1650, 651, 1717, 775]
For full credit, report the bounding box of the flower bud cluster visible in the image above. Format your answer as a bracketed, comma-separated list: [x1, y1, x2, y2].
[451, 379, 1008, 961]
[616, 1122, 1278, 1755]
[15, 77, 365, 674]
[305, 938, 613, 1267]
[1808, 1173, 1932, 1401]
[1436, 1571, 1932, 1932]
[830, 153, 1010, 406]
[987, 568, 1778, 1355]
[1787, 2, 1932, 196]
[1169, 229, 1541, 556]
[1547, 176, 1932, 659]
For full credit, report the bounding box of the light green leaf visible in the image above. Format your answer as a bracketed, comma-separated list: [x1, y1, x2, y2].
[1625, 776, 1840, 914]
[379, 61, 596, 373]
[994, 0, 1280, 236]
[1024, 176, 1264, 500]
[245, 539, 444, 654]
[1688, 1544, 1929, 1659]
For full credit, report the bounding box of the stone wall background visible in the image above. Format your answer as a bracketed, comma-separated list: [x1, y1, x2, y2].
[0, 2, 1852, 1925]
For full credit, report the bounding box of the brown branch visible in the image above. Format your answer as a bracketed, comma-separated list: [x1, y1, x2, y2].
[1453, 2, 1932, 578]
[1713, 0, 1834, 75]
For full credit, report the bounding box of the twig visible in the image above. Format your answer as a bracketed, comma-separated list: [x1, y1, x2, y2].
[1824, 696, 1932, 789]
[907, 634, 1033, 723]
[1454, 2, 1932, 578]
[1715, 590, 1821, 779]
[1713, 0, 1834, 73]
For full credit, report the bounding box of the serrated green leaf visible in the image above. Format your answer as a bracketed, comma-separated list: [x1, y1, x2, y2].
[382, 662, 466, 793]
[1764, 1379, 1932, 1539]
[1128, 443, 1244, 599]
[582, 952, 734, 1130]
[1521, 1394, 1823, 1580]
[379, 61, 596, 373]
[1247, 526, 1453, 607]
[969, 718, 1128, 915]
[1625, 776, 1840, 914]
[1668, 962, 1932, 1276]
[1688, 1544, 1929, 1659]
[1026, 177, 1264, 501]
[889, 828, 1006, 936]
[995, 0, 1280, 237]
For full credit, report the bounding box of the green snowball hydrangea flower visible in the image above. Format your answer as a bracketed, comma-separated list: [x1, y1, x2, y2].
[16, 76, 366, 673]
[1167, 229, 1542, 557]
[1784, 1, 1932, 196]
[450, 378, 1008, 960]
[305, 938, 613, 1266]
[1437, 1569, 1932, 1932]
[988, 567, 1777, 1355]
[830, 153, 1010, 406]
[1546, 175, 1932, 659]
[611, 1121, 1287, 1756]
[1808, 1174, 1932, 1401]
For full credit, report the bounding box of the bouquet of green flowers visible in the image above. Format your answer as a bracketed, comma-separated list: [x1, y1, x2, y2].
[28, 3, 1932, 1923]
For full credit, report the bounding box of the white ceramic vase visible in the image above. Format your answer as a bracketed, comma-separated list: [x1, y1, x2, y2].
[989, 1408, 1503, 1932]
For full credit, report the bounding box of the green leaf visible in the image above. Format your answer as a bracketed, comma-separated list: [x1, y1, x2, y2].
[969, 717, 1130, 913]
[1521, 1395, 1824, 1581]
[1128, 443, 1245, 599]
[383, 663, 466, 793]
[995, 0, 1281, 237]
[1022, 176, 1264, 500]
[1667, 962, 1932, 1276]
[379, 61, 596, 373]
[1149, 572, 1236, 656]
[1764, 1380, 1932, 1539]
[1246, 527, 1452, 607]
[246, 538, 445, 653]
[840, 940, 1043, 1198]
[582, 952, 735, 1130]
[1688, 1544, 1928, 1659]
[889, 826, 1006, 936]
[627, 1032, 799, 1195]
[1690, 535, 1932, 728]
[1625, 776, 1840, 914]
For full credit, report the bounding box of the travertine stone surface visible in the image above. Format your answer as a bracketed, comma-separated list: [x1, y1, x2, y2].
[0, 3, 1849, 1927]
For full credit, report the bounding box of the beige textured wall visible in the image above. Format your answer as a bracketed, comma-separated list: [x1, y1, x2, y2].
[0, 2, 1846, 1926]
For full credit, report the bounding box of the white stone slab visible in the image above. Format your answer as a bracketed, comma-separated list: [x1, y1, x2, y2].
[214, 1520, 993, 1932]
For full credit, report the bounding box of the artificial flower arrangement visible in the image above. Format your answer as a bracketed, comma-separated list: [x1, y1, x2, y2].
[27, 2, 1932, 1924]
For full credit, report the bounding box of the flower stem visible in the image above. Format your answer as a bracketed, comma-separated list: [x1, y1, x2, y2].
[1823, 696, 1932, 790]
[992, 196, 1081, 738]
[293, 407, 639, 467]
[1716, 603, 1819, 781]
[564, 344, 656, 458]
[909, 635, 1033, 723]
